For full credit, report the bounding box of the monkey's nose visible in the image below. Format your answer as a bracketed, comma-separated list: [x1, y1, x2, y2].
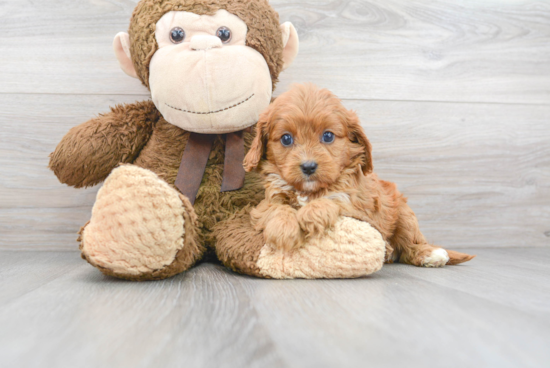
[300, 161, 318, 176]
[190, 35, 222, 51]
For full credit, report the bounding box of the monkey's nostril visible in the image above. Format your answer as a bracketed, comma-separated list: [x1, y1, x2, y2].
[300, 161, 318, 176]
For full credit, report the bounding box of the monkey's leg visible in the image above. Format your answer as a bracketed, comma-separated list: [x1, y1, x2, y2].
[79, 165, 205, 281]
[213, 209, 267, 278]
[214, 213, 386, 279]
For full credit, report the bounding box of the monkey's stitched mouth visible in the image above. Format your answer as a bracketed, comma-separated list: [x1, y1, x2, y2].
[165, 94, 255, 115]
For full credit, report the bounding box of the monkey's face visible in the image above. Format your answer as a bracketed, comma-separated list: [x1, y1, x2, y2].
[147, 10, 272, 134]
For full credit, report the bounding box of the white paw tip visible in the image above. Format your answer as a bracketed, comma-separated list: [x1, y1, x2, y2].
[422, 248, 450, 268]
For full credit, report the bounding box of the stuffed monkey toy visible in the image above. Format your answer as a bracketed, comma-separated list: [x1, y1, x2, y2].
[50, 0, 386, 280]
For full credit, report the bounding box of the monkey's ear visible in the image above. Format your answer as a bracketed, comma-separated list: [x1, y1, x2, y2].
[113, 32, 138, 79]
[280, 22, 299, 71]
[243, 118, 269, 172]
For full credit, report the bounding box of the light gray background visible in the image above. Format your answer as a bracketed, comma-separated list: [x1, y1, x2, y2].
[1, 0, 549, 250]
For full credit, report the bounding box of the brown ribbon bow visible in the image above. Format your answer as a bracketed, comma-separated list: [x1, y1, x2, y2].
[175, 131, 245, 205]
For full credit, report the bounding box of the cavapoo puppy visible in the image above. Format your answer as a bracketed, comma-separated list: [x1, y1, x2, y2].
[243, 83, 474, 267]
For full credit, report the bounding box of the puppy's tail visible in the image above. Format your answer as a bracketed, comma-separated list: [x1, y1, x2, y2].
[446, 249, 476, 265]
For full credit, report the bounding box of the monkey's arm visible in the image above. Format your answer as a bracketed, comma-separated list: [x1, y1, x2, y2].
[49, 100, 160, 188]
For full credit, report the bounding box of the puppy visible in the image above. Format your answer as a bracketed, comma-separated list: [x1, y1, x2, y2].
[244, 83, 475, 267]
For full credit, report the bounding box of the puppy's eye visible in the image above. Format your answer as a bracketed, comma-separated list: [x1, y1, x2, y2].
[216, 26, 232, 43]
[281, 134, 294, 147]
[322, 131, 335, 144]
[170, 27, 186, 44]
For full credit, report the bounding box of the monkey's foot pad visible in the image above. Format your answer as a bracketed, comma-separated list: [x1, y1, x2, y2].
[80, 165, 189, 279]
[257, 217, 385, 279]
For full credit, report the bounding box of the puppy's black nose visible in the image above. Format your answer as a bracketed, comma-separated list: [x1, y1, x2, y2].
[300, 161, 318, 176]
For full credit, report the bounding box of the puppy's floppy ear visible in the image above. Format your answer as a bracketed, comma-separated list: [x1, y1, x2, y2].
[347, 110, 373, 174]
[244, 110, 271, 172]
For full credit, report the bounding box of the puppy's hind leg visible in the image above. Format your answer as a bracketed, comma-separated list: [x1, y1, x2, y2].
[389, 204, 475, 267]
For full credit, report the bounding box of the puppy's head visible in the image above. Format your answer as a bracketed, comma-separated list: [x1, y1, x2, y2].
[244, 83, 373, 193]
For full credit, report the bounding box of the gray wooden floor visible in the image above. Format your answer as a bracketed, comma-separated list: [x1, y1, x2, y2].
[0, 248, 549, 368]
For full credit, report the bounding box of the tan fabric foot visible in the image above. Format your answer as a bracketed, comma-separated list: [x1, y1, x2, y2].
[257, 217, 385, 279]
[80, 165, 204, 281]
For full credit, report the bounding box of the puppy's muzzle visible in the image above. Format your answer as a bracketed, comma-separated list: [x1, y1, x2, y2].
[300, 161, 318, 176]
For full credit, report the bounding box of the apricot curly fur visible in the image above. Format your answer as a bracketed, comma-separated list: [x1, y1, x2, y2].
[245, 84, 475, 267]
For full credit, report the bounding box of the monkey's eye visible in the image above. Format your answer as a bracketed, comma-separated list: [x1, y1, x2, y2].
[322, 131, 335, 144]
[170, 27, 186, 44]
[281, 134, 294, 147]
[216, 26, 232, 43]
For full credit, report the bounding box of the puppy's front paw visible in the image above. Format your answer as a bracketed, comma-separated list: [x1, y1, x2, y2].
[421, 248, 450, 268]
[264, 215, 303, 252]
[297, 200, 339, 238]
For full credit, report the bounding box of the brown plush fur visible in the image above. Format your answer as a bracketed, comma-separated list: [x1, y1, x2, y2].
[129, 0, 284, 90]
[212, 207, 267, 277]
[51, 108, 266, 251]
[49, 0, 284, 280]
[244, 84, 475, 267]
[49, 100, 160, 188]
